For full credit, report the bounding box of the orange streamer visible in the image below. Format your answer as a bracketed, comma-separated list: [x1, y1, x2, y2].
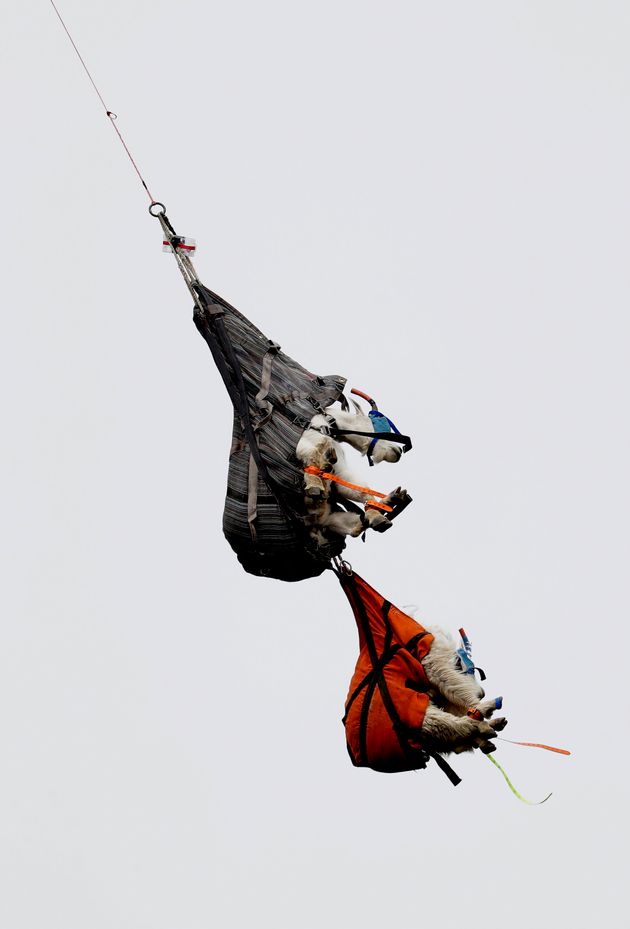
[498, 738, 571, 756]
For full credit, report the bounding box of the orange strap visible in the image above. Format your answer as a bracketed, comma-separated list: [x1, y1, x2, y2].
[303, 466, 393, 512]
[498, 738, 571, 756]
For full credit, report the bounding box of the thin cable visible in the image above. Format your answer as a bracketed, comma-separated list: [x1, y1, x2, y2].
[49, 0, 155, 202]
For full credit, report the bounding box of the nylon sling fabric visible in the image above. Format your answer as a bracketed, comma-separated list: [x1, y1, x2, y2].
[193, 285, 347, 581]
[341, 572, 435, 773]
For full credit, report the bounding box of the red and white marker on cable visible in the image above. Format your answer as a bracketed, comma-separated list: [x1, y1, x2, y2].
[162, 237, 196, 255]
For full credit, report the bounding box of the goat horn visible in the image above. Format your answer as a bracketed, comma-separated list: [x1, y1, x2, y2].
[351, 387, 378, 411]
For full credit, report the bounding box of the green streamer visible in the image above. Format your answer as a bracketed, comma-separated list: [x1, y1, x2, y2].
[486, 754, 552, 805]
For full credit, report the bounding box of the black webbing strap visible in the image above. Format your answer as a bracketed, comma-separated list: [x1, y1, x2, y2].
[404, 632, 429, 653]
[375, 599, 431, 767]
[342, 647, 398, 725]
[254, 341, 281, 427]
[428, 751, 462, 787]
[193, 286, 303, 535]
[247, 341, 281, 540]
[331, 428, 413, 453]
[342, 576, 428, 772]
[387, 494, 413, 523]
[337, 498, 364, 519]
[341, 573, 461, 785]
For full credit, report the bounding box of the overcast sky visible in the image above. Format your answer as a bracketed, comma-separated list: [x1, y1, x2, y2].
[1, 2, 629, 927]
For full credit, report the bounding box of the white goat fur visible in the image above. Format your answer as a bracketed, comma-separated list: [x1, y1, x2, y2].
[417, 625, 506, 753]
[297, 408, 507, 753]
[296, 406, 409, 540]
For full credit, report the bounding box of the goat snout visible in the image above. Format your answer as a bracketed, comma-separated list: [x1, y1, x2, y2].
[386, 445, 404, 463]
[377, 445, 404, 464]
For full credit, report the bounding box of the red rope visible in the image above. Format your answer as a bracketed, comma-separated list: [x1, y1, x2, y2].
[48, 0, 155, 203]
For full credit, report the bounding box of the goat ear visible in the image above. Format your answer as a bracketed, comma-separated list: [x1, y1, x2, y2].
[350, 398, 363, 415]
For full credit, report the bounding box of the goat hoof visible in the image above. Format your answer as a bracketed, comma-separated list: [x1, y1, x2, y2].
[372, 518, 392, 533]
[383, 487, 408, 506]
[490, 717, 508, 732]
[478, 722, 497, 738]
[479, 741, 496, 754]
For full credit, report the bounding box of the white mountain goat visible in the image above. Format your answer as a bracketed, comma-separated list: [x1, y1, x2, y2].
[341, 573, 507, 781]
[420, 626, 506, 754]
[296, 392, 411, 541]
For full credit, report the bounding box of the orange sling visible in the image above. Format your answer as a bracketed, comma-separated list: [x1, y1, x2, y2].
[340, 572, 436, 774]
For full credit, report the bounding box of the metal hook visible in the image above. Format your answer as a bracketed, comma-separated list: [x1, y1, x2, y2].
[332, 556, 353, 576]
[149, 201, 166, 217]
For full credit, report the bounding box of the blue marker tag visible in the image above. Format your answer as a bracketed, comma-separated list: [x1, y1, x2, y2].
[369, 411, 394, 433]
[456, 647, 476, 675]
